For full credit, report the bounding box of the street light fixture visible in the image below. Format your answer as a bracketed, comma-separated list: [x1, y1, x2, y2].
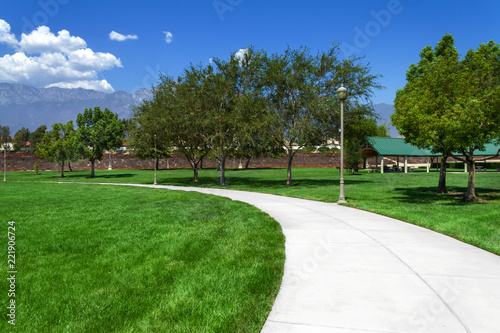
[337, 83, 347, 204]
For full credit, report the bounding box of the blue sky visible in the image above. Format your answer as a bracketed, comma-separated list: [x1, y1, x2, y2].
[1, 0, 499, 104]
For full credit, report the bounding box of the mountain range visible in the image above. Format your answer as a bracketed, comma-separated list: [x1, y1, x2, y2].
[0, 83, 398, 137]
[0, 83, 152, 133]
[373, 103, 399, 137]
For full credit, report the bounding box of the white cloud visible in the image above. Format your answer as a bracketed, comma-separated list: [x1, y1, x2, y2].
[19, 26, 86, 54]
[46, 80, 115, 93]
[68, 48, 122, 71]
[0, 20, 122, 93]
[0, 19, 18, 47]
[163, 31, 173, 44]
[109, 31, 138, 42]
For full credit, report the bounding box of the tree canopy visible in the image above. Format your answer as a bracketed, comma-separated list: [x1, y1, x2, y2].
[129, 96, 172, 171]
[36, 121, 76, 177]
[159, 72, 210, 182]
[29, 125, 47, 153]
[200, 47, 269, 186]
[265, 44, 382, 185]
[0, 125, 10, 148]
[76, 107, 124, 178]
[13, 127, 30, 152]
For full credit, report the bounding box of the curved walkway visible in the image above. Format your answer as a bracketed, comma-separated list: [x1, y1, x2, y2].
[105, 184, 500, 333]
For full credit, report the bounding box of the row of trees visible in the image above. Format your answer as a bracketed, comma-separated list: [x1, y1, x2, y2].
[2, 107, 124, 178]
[0, 125, 48, 153]
[130, 44, 385, 186]
[392, 34, 500, 202]
[3, 44, 386, 185]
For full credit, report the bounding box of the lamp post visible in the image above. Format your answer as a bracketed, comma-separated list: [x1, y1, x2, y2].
[153, 134, 157, 185]
[337, 83, 347, 204]
[3, 145, 6, 182]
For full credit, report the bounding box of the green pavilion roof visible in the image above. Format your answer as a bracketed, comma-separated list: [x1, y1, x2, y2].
[361, 137, 500, 157]
[361, 137, 438, 157]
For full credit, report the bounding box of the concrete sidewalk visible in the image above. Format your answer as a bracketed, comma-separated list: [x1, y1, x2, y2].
[108, 184, 500, 333]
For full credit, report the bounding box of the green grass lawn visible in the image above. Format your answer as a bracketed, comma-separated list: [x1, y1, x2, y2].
[6, 166, 499, 255]
[0, 181, 285, 332]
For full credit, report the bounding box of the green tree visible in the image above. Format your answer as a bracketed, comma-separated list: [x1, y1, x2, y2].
[265, 44, 381, 185]
[345, 114, 389, 172]
[36, 121, 76, 178]
[13, 127, 30, 152]
[158, 72, 210, 182]
[121, 118, 135, 139]
[444, 42, 500, 201]
[76, 107, 124, 178]
[201, 47, 269, 186]
[29, 125, 47, 153]
[393, 34, 500, 201]
[0, 126, 9, 148]
[393, 34, 459, 193]
[129, 98, 171, 174]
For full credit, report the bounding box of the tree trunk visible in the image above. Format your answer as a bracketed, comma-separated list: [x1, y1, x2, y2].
[219, 157, 227, 186]
[464, 159, 478, 202]
[155, 158, 160, 171]
[68, 162, 72, 172]
[90, 160, 95, 178]
[192, 162, 199, 182]
[437, 155, 448, 193]
[245, 157, 251, 169]
[154, 156, 158, 185]
[286, 150, 294, 186]
[60, 159, 65, 178]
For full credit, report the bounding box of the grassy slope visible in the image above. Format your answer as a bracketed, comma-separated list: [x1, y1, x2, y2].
[0, 182, 285, 332]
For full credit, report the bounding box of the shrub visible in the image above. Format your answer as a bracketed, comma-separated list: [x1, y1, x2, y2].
[34, 160, 39, 174]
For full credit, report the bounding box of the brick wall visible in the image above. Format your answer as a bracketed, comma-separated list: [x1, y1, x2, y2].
[1, 152, 464, 172]
[2, 152, 345, 171]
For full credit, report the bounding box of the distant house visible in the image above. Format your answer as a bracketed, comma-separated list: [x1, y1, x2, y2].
[0, 137, 14, 151]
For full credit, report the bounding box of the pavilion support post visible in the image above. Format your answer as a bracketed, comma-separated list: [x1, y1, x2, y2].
[397, 156, 400, 169]
[404, 156, 408, 173]
[427, 156, 430, 173]
[464, 163, 467, 173]
[381, 156, 384, 174]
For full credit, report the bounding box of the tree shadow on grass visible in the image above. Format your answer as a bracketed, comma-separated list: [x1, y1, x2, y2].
[158, 175, 371, 189]
[59, 173, 136, 180]
[91, 174, 136, 179]
[225, 167, 284, 172]
[393, 186, 500, 205]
